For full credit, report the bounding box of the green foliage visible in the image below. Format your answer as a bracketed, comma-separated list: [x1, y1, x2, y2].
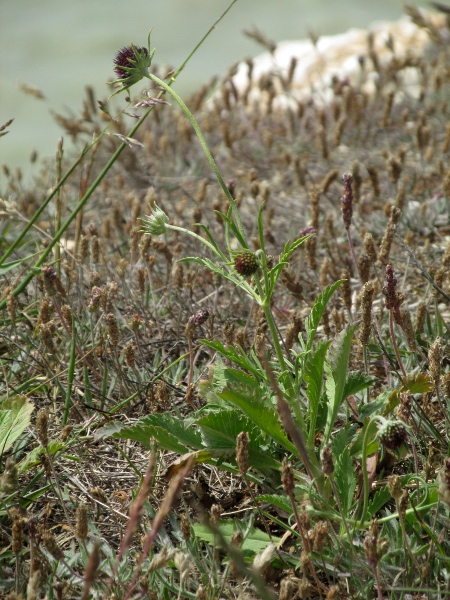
[0, 395, 34, 456]
[193, 519, 279, 556]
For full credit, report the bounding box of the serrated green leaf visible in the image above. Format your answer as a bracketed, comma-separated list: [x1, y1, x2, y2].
[256, 494, 293, 514]
[215, 382, 299, 457]
[193, 520, 280, 555]
[342, 372, 375, 401]
[333, 447, 357, 514]
[304, 339, 329, 446]
[305, 280, 343, 351]
[401, 372, 433, 395]
[0, 395, 34, 456]
[323, 323, 358, 447]
[367, 486, 391, 518]
[195, 409, 281, 471]
[202, 350, 264, 382]
[103, 414, 203, 453]
[349, 419, 379, 458]
[93, 421, 125, 440]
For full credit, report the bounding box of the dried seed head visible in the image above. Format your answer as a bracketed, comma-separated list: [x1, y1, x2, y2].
[43, 531, 64, 560]
[341, 173, 353, 229]
[38, 297, 52, 325]
[387, 474, 402, 502]
[83, 539, 101, 591]
[364, 232, 377, 262]
[210, 504, 221, 525]
[415, 301, 427, 333]
[180, 514, 191, 541]
[321, 446, 334, 477]
[104, 313, 119, 347]
[124, 340, 136, 368]
[382, 265, 403, 322]
[366, 165, 380, 198]
[36, 409, 49, 448]
[311, 520, 329, 552]
[88, 286, 102, 313]
[76, 504, 88, 540]
[236, 431, 250, 476]
[1, 457, 18, 495]
[7, 294, 17, 324]
[282, 458, 295, 496]
[428, 337, 442, 388]
[90, 235, 100, 263]
[358, 253, 371, 283]
[42, 266, 66, 298]
[399, 310, 417, 352]
[12, 512, 24, 556]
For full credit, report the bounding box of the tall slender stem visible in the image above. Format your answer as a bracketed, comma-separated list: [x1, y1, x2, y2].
[147, 73, 245, 240]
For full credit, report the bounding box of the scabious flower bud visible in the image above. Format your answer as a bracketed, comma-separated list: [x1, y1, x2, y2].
[234, 251, 259, 276]
[110, 36, 155, 97]
[139, 204, 169, 236]
[378, 418, 409, 457]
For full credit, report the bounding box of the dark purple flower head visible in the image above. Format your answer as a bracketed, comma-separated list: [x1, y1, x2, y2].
[234, 252, 259, 276]
[109, 32, 155, 99]
[188, 308, 212, 328]
[114, 45, 149, 81]
[298, 226, 316, 237]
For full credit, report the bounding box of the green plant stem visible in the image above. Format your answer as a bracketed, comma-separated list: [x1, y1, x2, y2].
[0, 142, 93, 268]
[63, 320, 77, 426]
[1, 0, 240, 309]
[389, 311, 407, 378]
[358, 416, 378, 526]
[0, 105, 154, 312]
[147, 73, 245, 240]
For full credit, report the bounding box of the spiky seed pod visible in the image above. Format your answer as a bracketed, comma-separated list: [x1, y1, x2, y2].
[234, 251, 259, 276]
[378, 419, 409, 455]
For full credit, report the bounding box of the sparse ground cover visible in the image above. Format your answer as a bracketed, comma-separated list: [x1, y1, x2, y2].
[1, 5, 450, 599]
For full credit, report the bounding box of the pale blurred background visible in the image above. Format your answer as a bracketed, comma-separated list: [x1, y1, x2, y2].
[1, 0, 427, 183]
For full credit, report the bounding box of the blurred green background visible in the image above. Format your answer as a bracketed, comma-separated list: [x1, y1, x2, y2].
[1, 0, 426, 180]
